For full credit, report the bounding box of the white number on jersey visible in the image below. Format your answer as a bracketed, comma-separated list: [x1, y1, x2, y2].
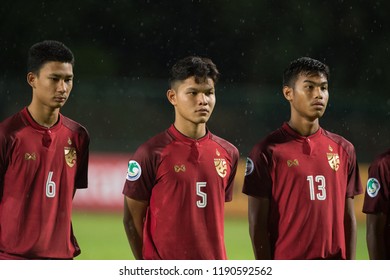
[46, 171, 56, 198]
[307, 175, 326, 201]
[196, 182, 207, 208]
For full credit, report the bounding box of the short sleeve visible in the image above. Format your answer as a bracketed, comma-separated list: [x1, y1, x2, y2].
[242, 143, 273, 198]
[362, 151, 390, 214]
[122, 143, 158, 201]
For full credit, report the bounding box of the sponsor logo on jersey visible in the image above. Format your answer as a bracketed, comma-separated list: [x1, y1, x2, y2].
[24, 152, 36, 160]
[127, 160, 141, 181]
[214, 158, 227, 178]
[174, 164, 186, 172]
[366, 178, 381, 198]
[245, 157, 254, 176]
[287, 159, 299, 167]
[64, 147, 77, 167]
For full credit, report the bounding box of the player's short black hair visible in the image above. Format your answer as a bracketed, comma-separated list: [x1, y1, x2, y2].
[27, 40, 74, 74]
[169, 56, 220, 87]
[283, 57, 330, 87]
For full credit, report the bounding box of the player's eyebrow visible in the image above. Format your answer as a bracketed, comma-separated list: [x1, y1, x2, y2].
[186, 86, 214, 92]
[49, 73, 74, 79]
[303, 80, 328, 87]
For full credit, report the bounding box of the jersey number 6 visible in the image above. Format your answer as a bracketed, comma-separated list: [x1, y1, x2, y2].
[46, 171, 56, 198]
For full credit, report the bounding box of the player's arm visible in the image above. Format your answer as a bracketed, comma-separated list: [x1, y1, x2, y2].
[123, 196, 148, 260]
[344, 197, 358, 260]
[366, 212, 387, 259]
[248, 195, 272, 259]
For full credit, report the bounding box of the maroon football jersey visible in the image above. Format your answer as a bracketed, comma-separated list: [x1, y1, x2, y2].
[0, 108, 89, 259]
[362, 149, 390, 213]
[243, 123, 362, 259]
[362, 149, 390, 256]
[123, 125, 239, 259]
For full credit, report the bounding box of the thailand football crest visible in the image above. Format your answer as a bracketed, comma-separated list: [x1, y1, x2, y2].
[327, 145, 340, 171]
[214, 158, 227, 178]
[214, 149, 227, 178]
[64, 147, 77, 167]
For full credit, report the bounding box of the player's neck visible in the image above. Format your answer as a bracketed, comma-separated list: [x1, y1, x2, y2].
[173, 121, 207, 140]
[287, 118, 320, 137]
[27, 103, 60, 128]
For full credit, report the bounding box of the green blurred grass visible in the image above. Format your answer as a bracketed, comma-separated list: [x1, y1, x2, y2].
[73, 211, 368, 260]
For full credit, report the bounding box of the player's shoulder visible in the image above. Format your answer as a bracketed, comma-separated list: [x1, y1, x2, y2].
[136, 128, 174, 154]
[209, 133, 239, 158]
[60, 114, 89, 136]
[375, 148, 390, 161]
[0, 111, 27, 136]
[250, 126, 286, 153]
[321, 128, 355, 152]
[370, 149, 390, 169]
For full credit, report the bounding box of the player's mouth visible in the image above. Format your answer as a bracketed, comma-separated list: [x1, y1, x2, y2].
[54, 96, 67, 103]
[196, 108, 209, 114]
[311, 101, 325, 108]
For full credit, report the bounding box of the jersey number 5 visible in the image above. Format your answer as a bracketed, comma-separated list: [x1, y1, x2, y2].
[307, 175, 326, 200]
[196, 182, 207, 208]
[46, 171, 56, 198]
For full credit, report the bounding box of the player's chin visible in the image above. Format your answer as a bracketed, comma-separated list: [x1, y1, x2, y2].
[195, 116, 210, 124]
[51, 101, 67, 109]
[312, 110, 325, 119]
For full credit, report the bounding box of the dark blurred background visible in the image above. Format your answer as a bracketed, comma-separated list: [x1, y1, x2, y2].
[1, 0, 389, 162]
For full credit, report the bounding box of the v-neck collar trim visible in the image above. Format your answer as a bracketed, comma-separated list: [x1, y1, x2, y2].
[282, 122, 322, 141]
[167, 124, 210, 145]
[22, 107, 62, 132]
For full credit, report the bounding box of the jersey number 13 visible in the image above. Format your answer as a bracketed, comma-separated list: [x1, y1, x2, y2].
[307, 175, 326, 201]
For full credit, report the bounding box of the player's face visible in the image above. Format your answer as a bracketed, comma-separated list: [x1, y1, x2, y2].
[28, 61, 74, 109]
[169, 76, 216, 125]
[284, 72, 329, 121]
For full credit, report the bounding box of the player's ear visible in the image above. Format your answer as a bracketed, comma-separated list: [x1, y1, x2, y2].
[27, 72, 36, 88]
[283, 86, 293, 101]
[167, 89, 177, 106]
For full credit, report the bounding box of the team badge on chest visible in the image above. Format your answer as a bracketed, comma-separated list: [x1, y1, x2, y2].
[64, 147, 77, 167]
[214, 149, 227, 178]
[326, 145, 340, 171]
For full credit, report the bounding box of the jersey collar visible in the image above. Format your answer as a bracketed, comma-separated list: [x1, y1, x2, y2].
[282, 122, 322, 141]
[168, 124, 210, 145]
[22, 107, 63, 132]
